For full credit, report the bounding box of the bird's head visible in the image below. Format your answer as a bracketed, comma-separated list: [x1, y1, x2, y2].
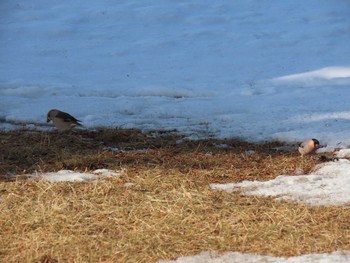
[47, 109, 57, 123]
[311, 138, 320, 148]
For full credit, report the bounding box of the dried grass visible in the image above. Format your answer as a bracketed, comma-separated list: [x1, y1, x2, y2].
[0, 129, 349, 262]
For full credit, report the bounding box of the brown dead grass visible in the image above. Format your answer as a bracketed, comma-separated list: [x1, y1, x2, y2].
[0, 128, 349, 262]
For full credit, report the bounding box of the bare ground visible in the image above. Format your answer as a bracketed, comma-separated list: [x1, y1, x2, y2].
[0, 129, 349, 262]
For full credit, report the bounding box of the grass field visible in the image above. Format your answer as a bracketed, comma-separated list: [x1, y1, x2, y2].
[1, 129, 349, 262]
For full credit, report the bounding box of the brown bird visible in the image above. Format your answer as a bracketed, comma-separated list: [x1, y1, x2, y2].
[47, 109, 82, 131]
[298, 138, 320, 157]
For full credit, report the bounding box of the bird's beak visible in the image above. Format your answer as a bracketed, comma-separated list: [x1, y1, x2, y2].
[47, 117, 50, 123]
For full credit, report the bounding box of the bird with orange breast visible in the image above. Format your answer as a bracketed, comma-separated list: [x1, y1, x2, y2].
[298, 138, 320, 157]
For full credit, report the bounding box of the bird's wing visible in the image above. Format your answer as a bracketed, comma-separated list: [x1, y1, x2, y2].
[299, 141, 307, 148]
[56, 111, 81, 123]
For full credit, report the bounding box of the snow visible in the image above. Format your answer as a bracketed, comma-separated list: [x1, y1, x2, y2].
[211, 159, 350, 206]
[336, 149, 350, 158]
[273, 67, 350, 83]
[2, 0, 350, 261]
[1, 0, 350, 146]
[31, 169, 122, 182]
[89, 168, 122, 177]
[158, 250, 350, 263]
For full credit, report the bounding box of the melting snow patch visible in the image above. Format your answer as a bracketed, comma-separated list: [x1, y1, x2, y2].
[316, 146, 336, 154]
[31, 169, 122, 182]
[158, 250, 350, 263]
[336, 149, 350, 158]
[93, 169, 122, 177]
[210, 160, 350, 206]
[33, 170, 98, 182]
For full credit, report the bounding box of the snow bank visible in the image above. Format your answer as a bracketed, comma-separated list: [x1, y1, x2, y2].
[1, 1, 350, 147]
